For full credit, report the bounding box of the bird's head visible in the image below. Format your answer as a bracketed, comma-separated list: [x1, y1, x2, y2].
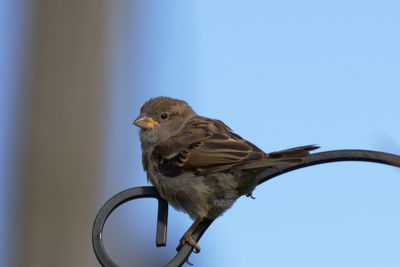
[133, 96, 196, 150]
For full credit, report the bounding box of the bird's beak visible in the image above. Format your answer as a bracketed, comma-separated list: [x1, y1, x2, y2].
[133, 116, 158, 129]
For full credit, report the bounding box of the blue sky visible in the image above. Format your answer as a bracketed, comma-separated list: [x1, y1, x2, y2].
[103, 1, 400, 266]
[2, 1, 399, 266]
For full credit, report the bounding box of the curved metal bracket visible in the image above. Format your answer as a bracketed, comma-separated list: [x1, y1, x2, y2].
[92, 187, 168, 267]
[92, 149, 400, 267]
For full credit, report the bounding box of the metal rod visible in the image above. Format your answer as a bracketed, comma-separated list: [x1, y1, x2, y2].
[92, 186, 168, 267]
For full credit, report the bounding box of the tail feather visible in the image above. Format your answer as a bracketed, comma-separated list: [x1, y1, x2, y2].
[269, 145, 319, 159]
[239, 145, 319, 170]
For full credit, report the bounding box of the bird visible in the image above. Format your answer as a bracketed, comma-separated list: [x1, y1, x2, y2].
[133, 96, 318, 253]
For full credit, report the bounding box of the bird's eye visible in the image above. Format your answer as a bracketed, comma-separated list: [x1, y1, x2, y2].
[160, 112, 168, 120]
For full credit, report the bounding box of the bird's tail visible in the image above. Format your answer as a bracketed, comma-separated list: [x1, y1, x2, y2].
[241, 145, 319, 169]
[268, 144, 319, 161]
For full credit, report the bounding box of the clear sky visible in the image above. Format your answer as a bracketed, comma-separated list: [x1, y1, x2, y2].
[102, 1, 400, 266]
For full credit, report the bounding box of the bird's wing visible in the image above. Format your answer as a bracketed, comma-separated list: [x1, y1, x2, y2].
[152, 117, 319, 176]
[151, 117, 267, 176]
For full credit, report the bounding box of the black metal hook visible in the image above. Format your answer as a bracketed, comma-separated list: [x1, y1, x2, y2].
[92, 149, 400, 267]
[92, 187, 169, 267]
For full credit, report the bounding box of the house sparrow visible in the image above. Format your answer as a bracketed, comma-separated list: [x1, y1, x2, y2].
[133, 96, 318, 253]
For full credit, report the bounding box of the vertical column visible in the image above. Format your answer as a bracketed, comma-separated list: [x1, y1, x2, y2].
[19, 0, 107, 266]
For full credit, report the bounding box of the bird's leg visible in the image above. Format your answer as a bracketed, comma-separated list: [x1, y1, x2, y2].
[176, 217, 203, 253]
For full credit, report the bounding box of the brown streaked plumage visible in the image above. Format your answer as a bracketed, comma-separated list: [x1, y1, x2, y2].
[133, 96, 318, 253]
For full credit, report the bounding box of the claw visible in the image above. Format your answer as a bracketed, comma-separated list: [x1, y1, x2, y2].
[176, 234, 201, 253]
[176, 217, 203, 254]
[246, 191, 256, 199]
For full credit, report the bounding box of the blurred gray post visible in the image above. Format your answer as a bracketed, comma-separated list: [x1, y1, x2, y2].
[19, 0, 107, 266]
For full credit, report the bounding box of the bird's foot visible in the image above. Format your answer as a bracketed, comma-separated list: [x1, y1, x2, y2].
[246, 191, 256, 199]
[176, 233, 201, 253]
